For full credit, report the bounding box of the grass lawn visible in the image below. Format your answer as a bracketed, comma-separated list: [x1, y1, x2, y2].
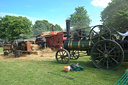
[0, 47, 3, 53]
[0, 55, 128, 85]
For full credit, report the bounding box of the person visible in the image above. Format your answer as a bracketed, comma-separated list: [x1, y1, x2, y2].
[118, 27, 128, 49]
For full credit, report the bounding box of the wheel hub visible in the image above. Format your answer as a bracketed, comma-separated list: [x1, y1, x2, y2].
[104, 50, 109, 58]
[104, 54, 108, 58]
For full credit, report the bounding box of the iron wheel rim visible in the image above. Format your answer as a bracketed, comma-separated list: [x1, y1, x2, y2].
[91, 40, 124, 70]
[56, 49, 70, 64]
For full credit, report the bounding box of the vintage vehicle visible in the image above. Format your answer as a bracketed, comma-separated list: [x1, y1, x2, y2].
[55, 20, 127, 70]
[3, 38, 34, 57]
[45, 31, 68, 49]
[37, 24, 71, 50]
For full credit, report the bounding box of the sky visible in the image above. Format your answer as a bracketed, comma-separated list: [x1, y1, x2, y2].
[0, 0, 112, 29]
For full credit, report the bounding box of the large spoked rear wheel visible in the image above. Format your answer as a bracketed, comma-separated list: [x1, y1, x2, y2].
[91, 40, 124, 70]
[56, 49, 70, 64]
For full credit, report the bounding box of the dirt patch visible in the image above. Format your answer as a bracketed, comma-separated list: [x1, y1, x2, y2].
[0, 45, 56, 61]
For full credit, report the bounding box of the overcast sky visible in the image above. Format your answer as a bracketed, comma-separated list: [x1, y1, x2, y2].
[0, 0, 112, 29]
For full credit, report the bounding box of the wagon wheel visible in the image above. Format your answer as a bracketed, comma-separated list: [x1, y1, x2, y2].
[89, 25, 111, 44]
[91, 40, 124, 70]
[56, 49, 70, 64]
[11, 41, 18, 51]
[14, 50, 21, 57]
[4, 51, 8, 56]
[70, 50, 79, 60]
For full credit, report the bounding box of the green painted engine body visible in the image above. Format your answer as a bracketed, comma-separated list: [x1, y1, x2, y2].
[67, 40, 90, 51]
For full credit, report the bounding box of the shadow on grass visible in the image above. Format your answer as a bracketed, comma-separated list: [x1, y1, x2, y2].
[37, 59, 96, 70]
[35, 58, 128, 72]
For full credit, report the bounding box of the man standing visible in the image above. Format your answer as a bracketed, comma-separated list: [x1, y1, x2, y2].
[118, 27, 128, 49]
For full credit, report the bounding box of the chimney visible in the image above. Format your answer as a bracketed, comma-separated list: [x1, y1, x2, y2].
[66, 20, 70, 40]
[51, 24, 54, 31]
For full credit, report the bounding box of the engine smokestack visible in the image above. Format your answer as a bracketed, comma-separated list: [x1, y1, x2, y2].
[66, 20, 70, 40]
[64, 19, 70, 50]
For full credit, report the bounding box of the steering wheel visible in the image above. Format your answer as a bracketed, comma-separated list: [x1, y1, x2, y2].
[89, 25, 111, 44]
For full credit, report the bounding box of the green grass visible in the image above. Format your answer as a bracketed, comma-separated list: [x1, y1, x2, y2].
[0, 47, 3, 53]
[0, 56, 128, 85]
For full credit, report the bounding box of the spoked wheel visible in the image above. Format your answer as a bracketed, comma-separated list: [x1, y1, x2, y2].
[70, 50, 79, 60]
[89, 25, 111, 44]
[11, 40, 18, 51]
[91, 40, 124, 70]
[56, 49, 70, 64]
[14, 50, 21, 57]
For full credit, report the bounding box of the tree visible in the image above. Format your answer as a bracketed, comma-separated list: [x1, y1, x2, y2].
[54, 24, 62, 31]
[101, 0, 128, 32]
[0, 15, 33, 40]
[32, 20, 52, 35]
[70, 6, 91, 32]
[32, 20, 46, 35]
[32, 20, 63, 35]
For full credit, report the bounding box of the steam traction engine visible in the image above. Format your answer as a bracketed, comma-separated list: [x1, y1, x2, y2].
[56, 20, 126, 70]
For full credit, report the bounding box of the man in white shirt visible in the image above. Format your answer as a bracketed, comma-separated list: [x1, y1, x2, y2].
[118, 27, 128, 49]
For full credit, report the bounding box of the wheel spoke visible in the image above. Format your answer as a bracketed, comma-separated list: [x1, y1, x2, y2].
[57, 57, 61, 59]
[108, 58, 113, 65]
[64, 58, 67, 62]
[97, 48, 104, 54]
[58, 52, 61, 56]
[57, 54, 61, 56]
[111, 51, 121, 54]
[92, 30, 99, 35]
[64, 51, 67, 55]
[111, 58, 119, 63]
[109, 55, 116, 57]
[109, 47, 116, 53]
[109, 55, 115, 56]
[100, 35, 106, 40]
[97, 58, 104, 64]
[101, 57, 105, 65]
[62, 51, 65, 55]
[107, 59, 109, 68]
[61, 58, 63, 62]
[105, 43, 106, 50]
[93, 30, 106, 40]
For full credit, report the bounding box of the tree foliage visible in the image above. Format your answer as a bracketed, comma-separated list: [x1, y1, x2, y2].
[70, 6, 91, 32]
[0, 15, 33, 40]
[101, 0, 128, 32]
[54, 24, 62, 31]
[32, 20, 62, 35]
[32, 20, 49, 35]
